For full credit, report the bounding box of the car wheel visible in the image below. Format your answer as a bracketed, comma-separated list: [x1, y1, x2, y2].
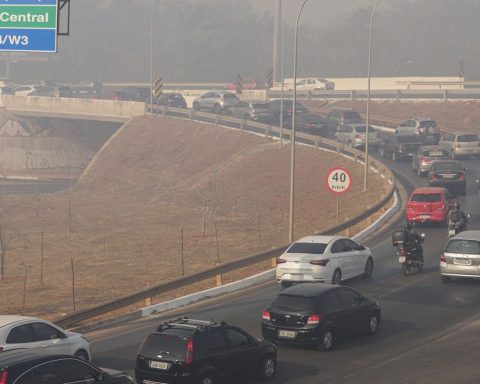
[392, 151, 397, 162]
[280, 280, 292, 288]
[193, 101, 200, 111]
[348, 140, 354, 148]
[364, 257, 374, 278]
[379, 148, 385, 158]
[367, 313, 380, 335]
[74, 350, 89, 361]
[197, 373, 215, 384]
[213, 104, 221, 114]
[318, 327, 334, 352]
[441, 275, 451, 283]
[331, 269, 341, 285]
[258, 355, 276, 381]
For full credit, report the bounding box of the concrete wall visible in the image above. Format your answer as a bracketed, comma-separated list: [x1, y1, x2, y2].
[0, 95, 145, 122]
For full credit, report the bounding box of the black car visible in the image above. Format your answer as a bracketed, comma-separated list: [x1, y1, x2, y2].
[136, 317, 276, 384]
[157, 93, 188, 108]
[268, 99, 308, 124]
[379, 134, 423, 162]
[428, 160, 466, 195]
[116, 87, 151, 102]
[294, 113, 328, 136]
[0, 350, 133, 384]
[262, 283, 380, 351]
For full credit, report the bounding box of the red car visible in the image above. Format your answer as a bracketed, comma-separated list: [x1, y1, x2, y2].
[406, 187, 455, 225]
[224, 78, 259, 91]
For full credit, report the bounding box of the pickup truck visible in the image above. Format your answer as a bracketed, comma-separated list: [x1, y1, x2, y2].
[379, 134, 422, 161]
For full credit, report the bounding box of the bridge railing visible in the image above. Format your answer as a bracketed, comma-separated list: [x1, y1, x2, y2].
[55, 105, 395, 328]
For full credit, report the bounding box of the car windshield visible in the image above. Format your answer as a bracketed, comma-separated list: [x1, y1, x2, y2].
[457, 134, 478, 142]
[445, 240, 480, 255]
[354, 126, 375, 133]
[411, 193, 441, 202]
[398, 135, 421, 143]
[287, 242, 327, 254]
[433, 162, 462, 172]
[252, 103, 269, 109]
[423, 149, 448, 157]
[272, 294, 317, 311]
[419, 121, 437, 128]
[344, 112, 361, 120]
[140, 333, 187, 357]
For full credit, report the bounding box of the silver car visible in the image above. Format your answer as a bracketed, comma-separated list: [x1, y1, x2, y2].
[0, 315, 91, 360]
[440, 230, 480, 283]
[192, 91, 238, 114]
[335, 124, 380, 149]
[411, 145, 449, 177]
[226, 100, 272, 122]
[438, 132, 480, 159]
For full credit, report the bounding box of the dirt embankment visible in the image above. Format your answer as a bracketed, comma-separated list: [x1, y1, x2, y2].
[0, 116, 386, 319]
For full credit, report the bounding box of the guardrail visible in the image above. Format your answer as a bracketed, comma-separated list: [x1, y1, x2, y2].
[55, 106, 395, 328]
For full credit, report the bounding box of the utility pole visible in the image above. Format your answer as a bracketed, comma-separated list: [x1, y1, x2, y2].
[272, 0, 281, 84]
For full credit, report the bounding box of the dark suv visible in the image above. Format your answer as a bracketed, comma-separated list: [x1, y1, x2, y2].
[379, 134, 422, 161]
[262, 283, 381, 351]
[136, 317, 276, 384]
[0, 350, 133, 384]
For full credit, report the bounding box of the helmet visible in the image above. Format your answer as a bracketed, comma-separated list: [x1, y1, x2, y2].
[452, 201, 460, 210]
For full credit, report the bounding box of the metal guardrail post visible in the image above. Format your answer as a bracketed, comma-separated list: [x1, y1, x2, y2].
[215, 274, 223, 286]
[443, 90, 448, 100]
[240, 121, 244, 132]
[189, 109, 193, 121]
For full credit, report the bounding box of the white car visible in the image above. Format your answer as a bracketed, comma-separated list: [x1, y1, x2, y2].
[276, 235, 374, 286]
[290, 78, 335, 91]
[0, 315, 91, 361]
[13, 85, 43, 96]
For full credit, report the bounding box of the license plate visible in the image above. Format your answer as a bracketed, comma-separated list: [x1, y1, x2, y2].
[448, 229, 456, 236]
[279, 330, 296, 339]
[398, 256, 406, 263]
[290, 274, 304, 280]
[441, 174, 455, 178]
[454, 258, 471, 265]
[419, 214, 431, 219]
[149, 361, 170, 370]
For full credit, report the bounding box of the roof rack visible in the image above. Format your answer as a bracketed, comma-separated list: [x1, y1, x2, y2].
[156, 317, 225, 332]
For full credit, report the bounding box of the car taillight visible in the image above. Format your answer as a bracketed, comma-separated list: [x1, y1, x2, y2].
[440, 254, 446, 263]
[307, 314, 322, 325]
[430, 174, 438, 180]
[0, 370, 7, 384]
[276, 258, 286, 264]
[355, 134, 361, 139]
[456, 142, 461, 147]
[186, 338, 194, 365]
[309, 259, 329, 266]
[421, 158, 429, 164]
[459, 173, 465, 180]
[263, 310, 271, 321]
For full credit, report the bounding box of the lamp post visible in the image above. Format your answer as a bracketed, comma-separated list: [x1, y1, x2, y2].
[280, 0, 294, 147]
[149, 0, 154, 109]
[364, 0, 383, 191]
[288, 0, 308, 243]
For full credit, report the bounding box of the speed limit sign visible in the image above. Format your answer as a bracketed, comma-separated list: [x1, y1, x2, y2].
[326, 166, 352, 194]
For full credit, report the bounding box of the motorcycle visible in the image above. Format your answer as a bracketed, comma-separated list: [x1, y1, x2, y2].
[392, 230, 425, 276]
[447, 214, 470, 238]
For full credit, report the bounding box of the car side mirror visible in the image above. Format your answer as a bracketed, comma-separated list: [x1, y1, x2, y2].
[353, 297, 362, 305]
[355, 245, 365, 251]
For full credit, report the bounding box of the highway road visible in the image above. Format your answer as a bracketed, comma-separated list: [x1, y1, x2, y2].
[86, 153, 480, 384]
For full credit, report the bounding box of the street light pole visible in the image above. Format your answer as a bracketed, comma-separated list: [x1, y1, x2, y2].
[363, 0, 383, 191]
[288, 0, 308, 243]
[149, 0, 154, 109]
[280, 0, 293, 147]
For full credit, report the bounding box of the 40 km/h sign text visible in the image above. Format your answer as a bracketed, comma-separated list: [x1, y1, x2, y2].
[326, 167, 352, 195]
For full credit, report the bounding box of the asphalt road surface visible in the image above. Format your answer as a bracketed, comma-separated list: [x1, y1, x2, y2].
[88, 154, 480, 384]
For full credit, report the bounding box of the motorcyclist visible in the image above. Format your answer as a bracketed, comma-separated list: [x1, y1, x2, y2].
[448, 201, 468, 232]
[403, 223, 423, 260]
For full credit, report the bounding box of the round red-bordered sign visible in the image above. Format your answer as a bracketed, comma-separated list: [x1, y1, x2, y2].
[326, 166, 352, 195]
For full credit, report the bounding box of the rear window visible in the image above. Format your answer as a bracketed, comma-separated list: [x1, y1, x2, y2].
[398, 135, 421, 143]
[252, 103, 269, 109]
[272, 294, 317, 311]
[344, 112, 361, 120]
[457, 134, 478, 142]
[445, 239, 480, 255]
[140, 333, 188, 358]
[419, 121, 437, 128]
[354, 126, 375, 133]
[432, 162, 461, 172]
[287, 242, 327, 254]
[423, 149, 448, 157]
[223, 94, 237, 99]
[411, 193, 441, 202]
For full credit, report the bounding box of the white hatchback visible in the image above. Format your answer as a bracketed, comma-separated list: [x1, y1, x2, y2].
[276, 235, 374, 286]
[0, 315, 91, 361]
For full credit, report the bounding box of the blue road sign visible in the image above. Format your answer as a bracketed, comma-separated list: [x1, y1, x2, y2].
[0, 0, 58, 52]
